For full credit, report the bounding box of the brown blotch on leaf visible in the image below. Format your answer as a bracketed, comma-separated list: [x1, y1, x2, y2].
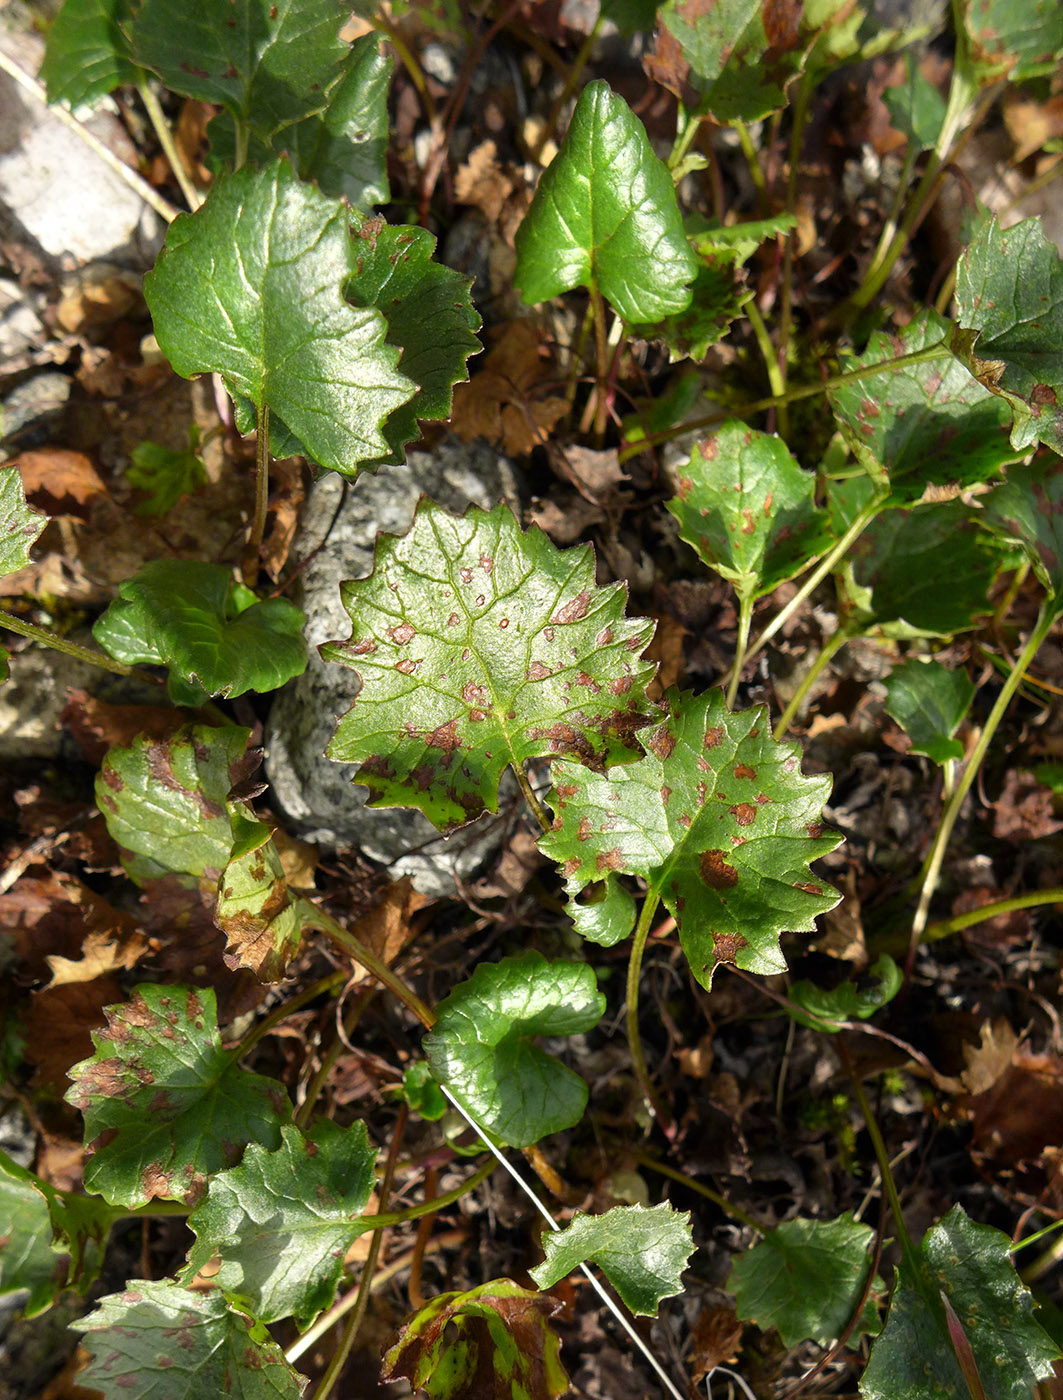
[595, 626, 614, 646]
[359, 753, 396, 780]
[733, 763, 756, 780]
[387, 622, 416, 646]
[648, 727, 676, 760]
[609, 673, 633, 695]
[795, 881, 823, 895]
[427, 719, 461, 752]
[447, 612, 460, 626]
[395, 658, 418, 675]
[468, 707, 487, 722]
[730, 803, 757, 826]
[700, 849, 739, 889]
[596, 848, 624, 872]
[711, 930, 748, 964]
[577, 817, 593, 842]
[462, 681, 486, 704]
[552, 591, 591, 624]
[527, 660, 551, 681]
[703, 727, 723, 748]
[807, 822, 822, 838]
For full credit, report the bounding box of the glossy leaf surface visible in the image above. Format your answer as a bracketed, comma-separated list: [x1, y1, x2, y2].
[514, 81, 696, 323]
[0, 465, 47, 578]
[40, 0, 138, 110]
[76, 1281, 307, 1400]
[382, 1279, 568, 1400]
[952, 216, 1063, 457]
[883, 658, 975, 764]
[788, 955, 902, 1032]
[216, 825, 311, 983]
[144, 160, 414, 476]
[95, 724, 255, 887]
[324, 500, 654, 832]
[66, 984, 290, 1209]
[541, 691, 840, 983]
[530, 1203, 694, 1316]
[829, 310, 1016, 504]
[861, 1205, 1059, 1399]
[667, 422, 830, 600]
[0, 1151, 65, 1317]
[344, 216, 481, 466]
[981, 456, 1063, 602]
[183, 1120, 376, 1327]
[423, 952, 605, 1147]
[731, 1212, 879, 1346]
[93, 560, 306, 700]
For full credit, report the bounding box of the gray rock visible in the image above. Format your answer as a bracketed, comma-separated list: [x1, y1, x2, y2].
[0, 639, 100, 761]
[0, 277, 43, 362]
[265, 440, 521, 895]
[0, 370, 70, 450]
[0, 31, 164, 267]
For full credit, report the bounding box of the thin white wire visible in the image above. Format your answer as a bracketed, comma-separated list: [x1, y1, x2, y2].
[440, 1086, 688, 1400]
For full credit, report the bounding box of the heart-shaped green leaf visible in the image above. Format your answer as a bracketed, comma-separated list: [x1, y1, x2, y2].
[206, 31, 392, 209]
[344, 216, 481, 467]
[66, 984, 291, 1210]
[0, 1151, 67, 1317]
[980, 456, 1063, 603]
[183, 1120, 376, 1328]
[530, 1203, 694, 1317]
[323, 499, 655, 832]
[883, 53, 947, 150]
[75, 1282, 307, 1400]
[862, 1205, 1059, 1400]
[93, 560, 307, 700]
[829, 310, 1017, 505]
[144, 159, 415, 477]
[952, 216, 1063, 457]
[216, 824, 312, 983]
[540, 691, 841, 984]
[382, 1279, 568, 1400]
[423, 952, 605, 1147]
[0, 465, 47, 579]
[667, 422, 831, 601]
[958, 0, 1063, 82]
[130, 0, 347, 141]
[883, 658, 975, 765]
[514, 81, 696, 323]
[731, 1212, 880, 1347]
[788, 954, 902, 1033]
[40, 0, 138, 111]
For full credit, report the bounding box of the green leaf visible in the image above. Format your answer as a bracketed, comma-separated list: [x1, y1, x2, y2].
[75, 1281, 307, 1400]
[344, 216, 481, 467]
[652, 258, 751, 361]
[883, 53, 946, 150]
[601, 0, 660, 33]
[0, 1151, 66, 1317]
[423, 952, 605, 1148]
[958, 0, 1063, 82]
[95, 724, 255, 887]
[834, 487, 1013, 637]
[93, 560, 307, 700]
[382, 1279, 568, 1400]
[124, 440, 208, 516]
[666, 422, 831, 601]
[689, 213, 799, 267]
[66, 983, 291, 1209]
[952, 216, 1063, 457]
[513, 81, 696, 323]
[216, 825, 311, 983]
[828, 310, 1016, 505]
[883, 658, 975, 764]
[403, 1061, 447, 1121]
[981, 456, 1063, 602]
[861, 1205, 1059, 1400]
[130, 0, 348, 141]
[0, 465, 47, 579]
[530, 1203, 694, 1316]
[731, 1212, 879, 1347]
[206, 32, 393, 209]
[323, 499, 655, 832]
[788, 954, 902, 1033]
[183, 1120, 375, 1328]
[540, 691, 841, 985]
[143, 159, 415, 477]
[40, 0, 138, 111]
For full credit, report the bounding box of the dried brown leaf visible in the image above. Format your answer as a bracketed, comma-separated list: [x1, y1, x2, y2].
[13, 448, 108, 518]
[455, 139, 516, 225]
[451, 321, 568, 456]
[61, 688, 185, 765]
[45, 927, 150, 988]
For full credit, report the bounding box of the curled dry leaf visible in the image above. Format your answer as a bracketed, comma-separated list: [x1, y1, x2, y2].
[451, 321, 568, 456]
[45, 928, 151, 988]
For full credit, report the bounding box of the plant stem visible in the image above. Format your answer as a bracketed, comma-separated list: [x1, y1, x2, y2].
[137, 80, 202, 211]
[510, 760, 551, 834]
[312, 1105, 406, 1400]
[233, 969, 348, 1058]
[590, 283, 610, 441]
[294, 986, 374, 1130]
[775, 72, 813, 411]
[0, 612, 136, 677]
[305, 906, 436, 1029]
[725, 590, 755, 709]
[908, 599, 1059, 968]
[625, 891, 671, 1129]
[247, 403, 271, 573]
[667, 103, 701, 173]
[233, 119, 250, 172]
[773, 627, 850, 739]
[734, 120, 768, 207]
[622, 1143, 762, 1235]
[370, 1157, 495, 1229]
[745, 299, 787, 436]
[919, 887, 1063, 946]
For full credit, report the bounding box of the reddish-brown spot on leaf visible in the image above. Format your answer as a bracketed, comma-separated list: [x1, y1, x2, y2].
[552, 591, 591, 624]
[543, 626, 555, 641]
[704, 727, 723, 748]
[661, 784, 672, 804]
[711, 930, 748, 964]
[395, 658, 418, 675]
[527, 660, 551, 681]
[795, 881, 823, 895]
[475, 594, 486, 607]
[460, 567, 473, 583]
[609, 673, 633, 695]
[648, 727, 676, 760]
[741, 509, 755, 535]
[411, 765, 434, 790]
[480, 554, 494, 572]
[387, 622, 416, 646]
[575, 671, 601, 691]
[447, 612, 460, 626]
[756, 792, 771, 805]
[700, 850, 739, 889]
[733, 763, 756, 780]
[360, 753, 396, 780]
[730, 803, 757, 826]
[807, 822, 822, 838]
[1031, 383, 1058, 405]
[462, 681, 486, 704]
[596, 848, 624, 872]
[427, 719, 461, 752]
[468, 707, 487, 722]
[577, 817, 593, 842]
[700, 434, 719, 459]
[677, 476, 693, 500]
